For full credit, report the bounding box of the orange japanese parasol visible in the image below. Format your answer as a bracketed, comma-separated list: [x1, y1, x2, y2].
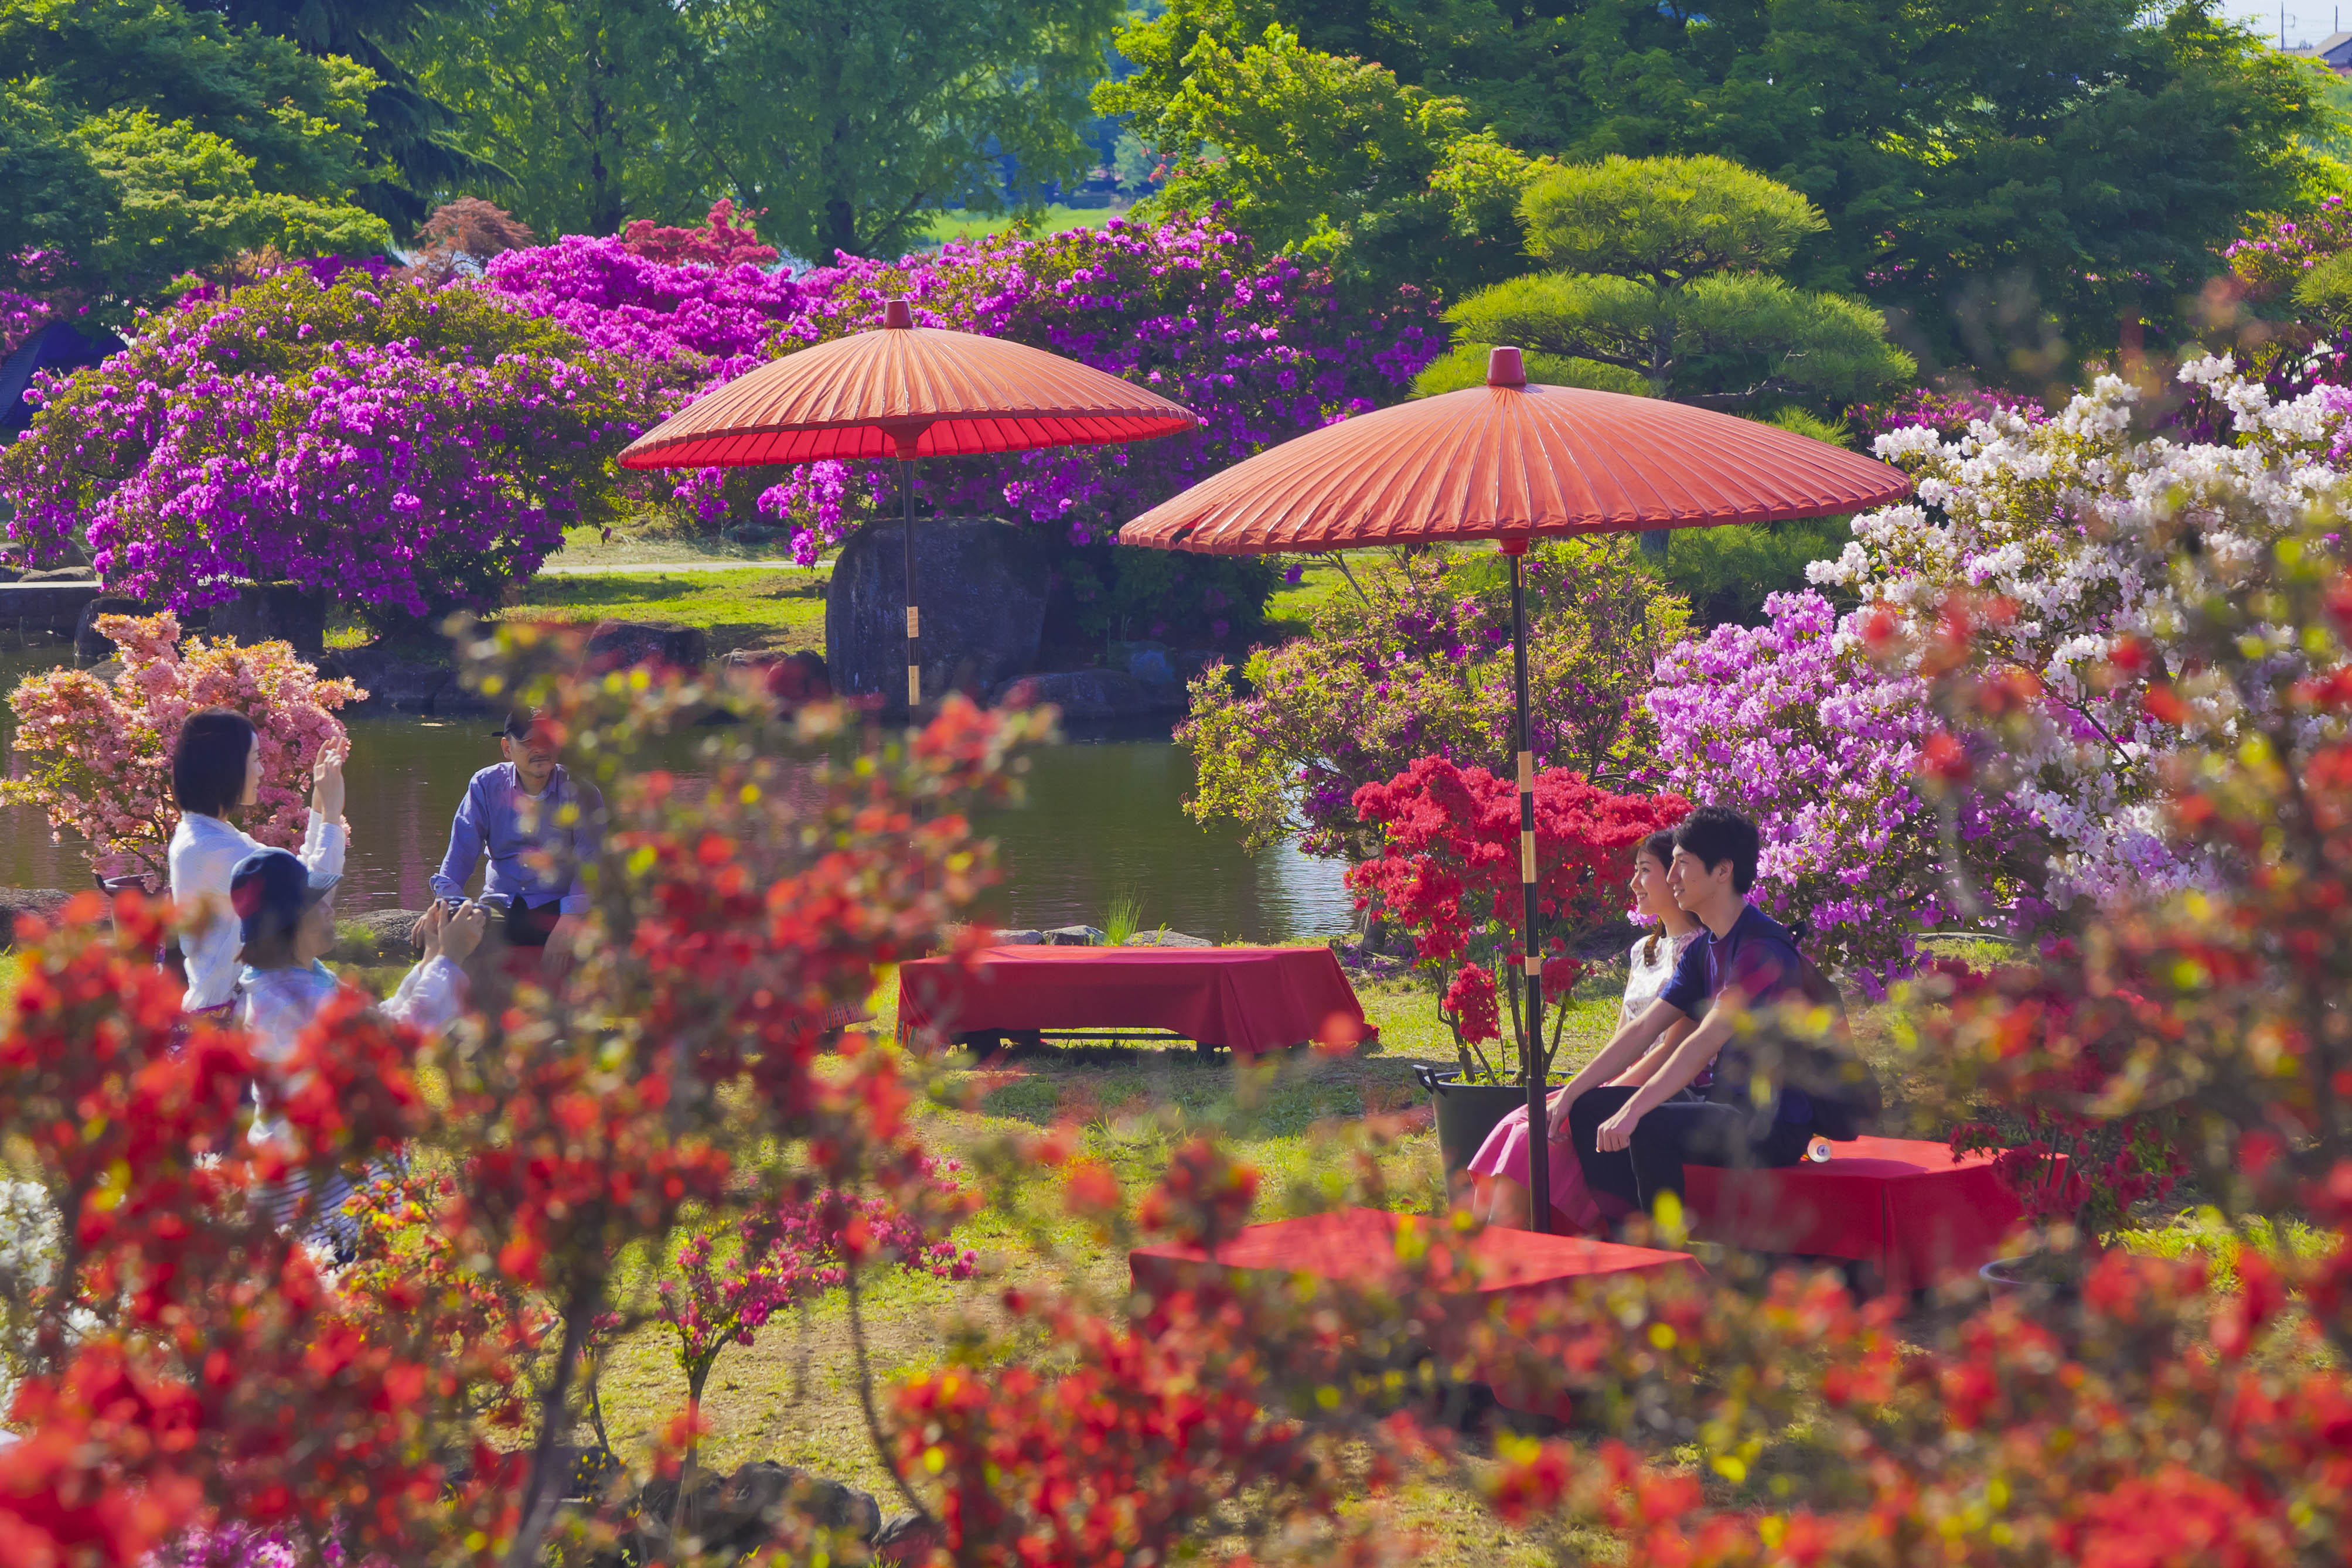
[620, 298, 1198, 711]
[1119, 346, 1911, 1231]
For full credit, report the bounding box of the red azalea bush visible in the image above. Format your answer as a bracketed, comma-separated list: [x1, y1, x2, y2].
[1347, 755, 1685, 1076]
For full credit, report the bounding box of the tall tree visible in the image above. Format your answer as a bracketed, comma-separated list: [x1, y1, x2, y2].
[1107, 0, 2333, 369]
[184, 0, 502, 229]
[678, 0, 1123, 260]
[0, 0, 390, 308]
[403, 0, 713, 239]
[1097, 21, 1542, 296]
[1425, 154, 1914, 407]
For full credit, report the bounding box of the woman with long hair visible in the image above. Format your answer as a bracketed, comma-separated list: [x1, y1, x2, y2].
[165, 709, 349, 1016]
[1463, 830, 1704, 1232]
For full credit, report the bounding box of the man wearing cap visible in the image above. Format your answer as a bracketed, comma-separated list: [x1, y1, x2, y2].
[430, 711, 604, 970]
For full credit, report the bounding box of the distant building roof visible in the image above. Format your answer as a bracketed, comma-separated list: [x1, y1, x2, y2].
[2285, 29, 2352, 66]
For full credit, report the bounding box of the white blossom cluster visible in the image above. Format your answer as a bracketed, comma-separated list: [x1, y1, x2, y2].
[1811, 360, 2352, 906]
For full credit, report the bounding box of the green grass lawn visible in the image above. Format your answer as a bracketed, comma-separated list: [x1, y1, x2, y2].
[503, 567, 829, 657]
[550, 523, 816, 570]
[921, 204, 1134, 246]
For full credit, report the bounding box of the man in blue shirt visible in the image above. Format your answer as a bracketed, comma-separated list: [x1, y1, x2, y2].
[431, 711, 604, 961]
[1539, 806, 1815, 1215]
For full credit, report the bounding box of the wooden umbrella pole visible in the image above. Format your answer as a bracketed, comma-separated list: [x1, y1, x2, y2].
[901, 456, 920, 718]
[1505, 540, 1549, 1233]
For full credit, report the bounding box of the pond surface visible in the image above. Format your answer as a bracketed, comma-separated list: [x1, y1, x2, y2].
[0, 647, 1353, 943]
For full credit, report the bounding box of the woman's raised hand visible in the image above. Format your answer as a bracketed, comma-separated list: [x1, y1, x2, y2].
[414, 900, 447, 961]
[311, 735, 350, 822]
[440, 901, 487, 964]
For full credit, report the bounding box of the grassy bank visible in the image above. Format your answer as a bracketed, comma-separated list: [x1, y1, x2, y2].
[500, 567, 828, 657]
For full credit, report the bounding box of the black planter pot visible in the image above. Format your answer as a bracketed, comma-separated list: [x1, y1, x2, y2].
[1979, 1253, 2083, 1301]
[1412, 1065, 1544, 1177]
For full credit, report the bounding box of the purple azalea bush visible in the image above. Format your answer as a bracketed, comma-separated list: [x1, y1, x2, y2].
[2, 213, 1444, 634]
[755, 217, 1448, 637]
[1644, 590, 2040, 988]
[0, 270, 665, 617]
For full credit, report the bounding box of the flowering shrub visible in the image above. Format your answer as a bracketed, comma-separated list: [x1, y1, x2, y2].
[2225, 195, 2352, 305]
[1645, 591, 2041, 986]
[1347, 754, 1684, 1075]
[0, 269, 667, 616]
[1, 612, 358, 887]
[1, 288, 61, 361]
[757, 214, 1448, 639]
[618, 200, 779, 270]
[1849, 383, 2046, 441]
[1184, 538, 1688, 854]
[653, 1162, 978, 1460]
[1809, 359, 2352, 909]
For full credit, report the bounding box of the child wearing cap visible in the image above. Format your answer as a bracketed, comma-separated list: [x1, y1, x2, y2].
[230, 847, 486, 1247]
[168, 708, 350, 1017]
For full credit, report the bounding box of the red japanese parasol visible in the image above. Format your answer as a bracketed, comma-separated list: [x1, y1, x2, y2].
[1119, 347, 1911, 1232]
[620, 298, 1198, 711]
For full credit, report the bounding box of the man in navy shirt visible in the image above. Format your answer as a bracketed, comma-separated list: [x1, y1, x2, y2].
[1540, 806, 1815, 1215]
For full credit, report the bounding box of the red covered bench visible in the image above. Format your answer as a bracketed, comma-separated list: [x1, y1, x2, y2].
[1682, 1134, 2027, 1295]
[1131, 1207, 1700, 1414]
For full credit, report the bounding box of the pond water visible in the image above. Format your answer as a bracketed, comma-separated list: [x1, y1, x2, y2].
[0, 647, 1354, 943]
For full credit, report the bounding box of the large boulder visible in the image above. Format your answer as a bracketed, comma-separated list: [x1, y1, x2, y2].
[210, 582, 326, 655]
[0, 888, 76, 940]
[322, 646, 454, 712]
[585, 619, 708, 671]
[74, 596, 150, 660]
[336, 908, 428, 962]
[629, 1461, 881, 1562]
[827, 517, 1049, 717]
[996, 667, 1174, 724]
[19, 566, 94, 584]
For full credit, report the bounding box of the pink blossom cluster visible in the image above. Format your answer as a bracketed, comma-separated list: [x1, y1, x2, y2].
[659, 1157, 978, 1406]
[1, 612, 362, 885]
[0, 270, 664, 615]
[1645, 591, 2037, 988]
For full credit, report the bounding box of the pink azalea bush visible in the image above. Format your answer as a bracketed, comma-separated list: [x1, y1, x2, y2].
[1644, 591, 2041, 987]
[0, 270, 666, 616]
[656, 1160, 978, 1460]
[1, 612, 360, 886]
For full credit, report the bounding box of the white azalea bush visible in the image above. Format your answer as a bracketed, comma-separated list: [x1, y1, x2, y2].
[1806, 359, 2352, 908]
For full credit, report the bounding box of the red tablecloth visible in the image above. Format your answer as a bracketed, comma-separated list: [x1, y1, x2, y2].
[1131, 1207, 1699, 1413]
[896, 945, 1372, 1059]
[1683, 1134, 2028, 1295]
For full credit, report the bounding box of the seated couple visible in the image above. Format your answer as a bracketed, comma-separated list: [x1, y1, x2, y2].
[1467, 805, 1834, 1234]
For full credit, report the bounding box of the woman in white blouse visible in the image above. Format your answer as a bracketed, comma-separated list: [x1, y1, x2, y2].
[227, 846, 485, 1244]
[166, 709, 350, 1015]
[1465, 830, 1705, 1232]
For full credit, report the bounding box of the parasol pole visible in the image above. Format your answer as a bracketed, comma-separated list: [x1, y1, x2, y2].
[881, 299, 925, 721]
[1504, 535, 1549, 1234]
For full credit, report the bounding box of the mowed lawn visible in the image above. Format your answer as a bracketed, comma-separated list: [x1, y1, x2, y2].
[503, 568, 829, 657]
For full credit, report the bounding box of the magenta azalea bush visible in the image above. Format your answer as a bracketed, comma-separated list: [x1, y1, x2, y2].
[756, 216, 1448, 636]
[1644, 590, 2040, 988]
[4, 213, 1444, 634]
[0, 270, 666, 616]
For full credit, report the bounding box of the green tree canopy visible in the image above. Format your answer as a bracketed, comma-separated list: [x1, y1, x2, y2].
[404, 0, 1120, 257]
[1424, 155, 1914, 407]
[1108, 0, 2333, 369]
[187, 0, 503, 230]
[401, 0, 713, 240]
[1096, 22, 1542, 295]
[0, 0, 390, 308]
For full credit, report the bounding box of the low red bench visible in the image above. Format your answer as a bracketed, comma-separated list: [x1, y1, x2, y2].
[1130, 1206, 1699, 1414]
[1682, 1134, 2027, 1295]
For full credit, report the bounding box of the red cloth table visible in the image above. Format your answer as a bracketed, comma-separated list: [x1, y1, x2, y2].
[1131, 1207, 1700, 1414]
[896, 945, 1372, 1059]
[1683, 1134, 2028, 1295]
